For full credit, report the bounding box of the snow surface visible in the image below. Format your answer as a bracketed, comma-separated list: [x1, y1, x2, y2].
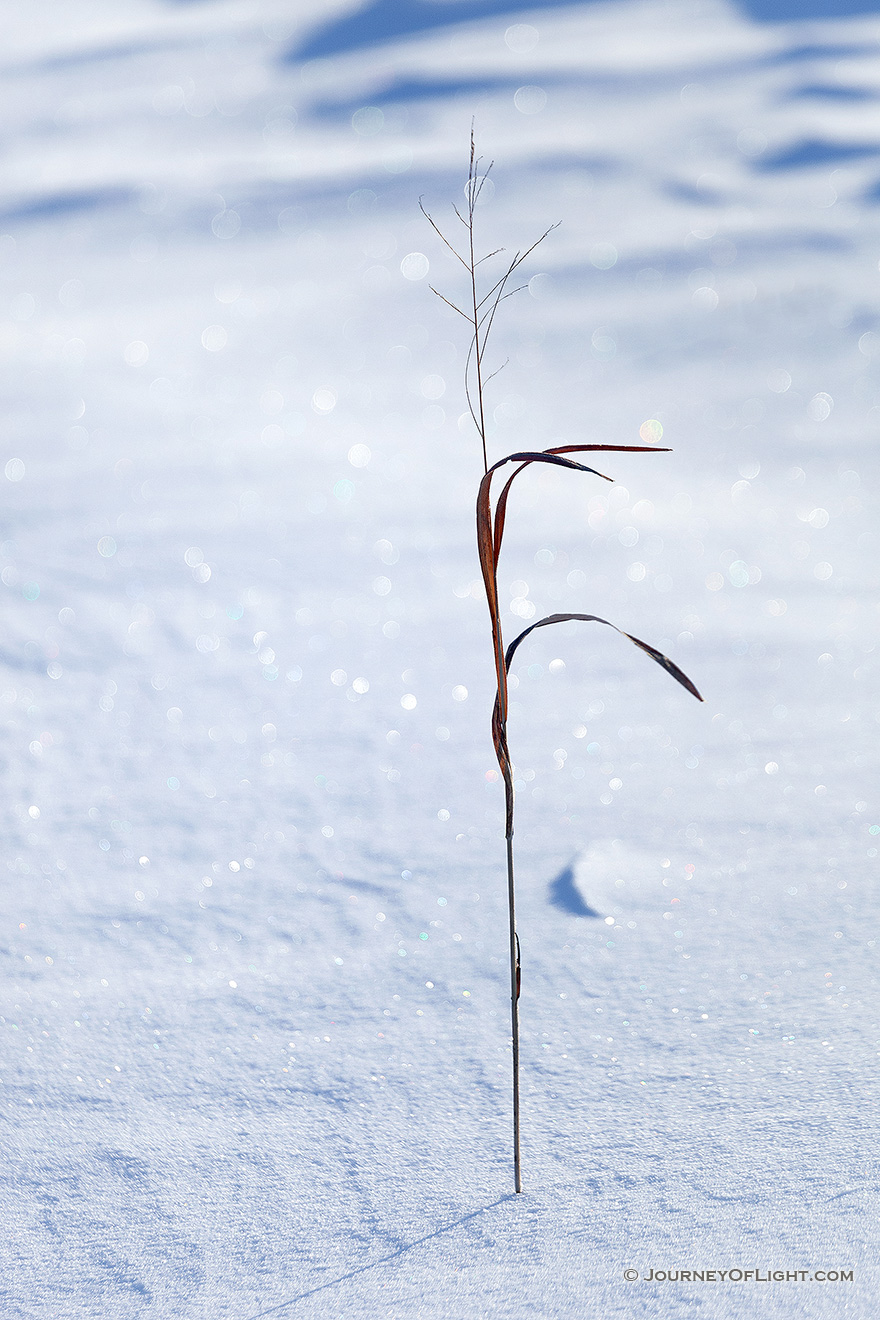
[2, 0, 880, 1315]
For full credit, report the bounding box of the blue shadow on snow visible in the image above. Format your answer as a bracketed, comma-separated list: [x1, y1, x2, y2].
[756, 138, 880, 170]
[739, 0, 880, 17]
[0, 187, 134, 225]
[291, 0, 880, 61]
[243, 1196, 515, 1318]
[548, 863, 600, 918]
[310, 70, 606, 122]
[786, 83, 874, 101]
[293, 0, 602, 60]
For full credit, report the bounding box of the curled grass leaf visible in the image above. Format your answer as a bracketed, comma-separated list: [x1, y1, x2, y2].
[503, 612, 704, 703]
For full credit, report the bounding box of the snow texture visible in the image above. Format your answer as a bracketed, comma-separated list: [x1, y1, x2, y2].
[2, 0, 879, 1315]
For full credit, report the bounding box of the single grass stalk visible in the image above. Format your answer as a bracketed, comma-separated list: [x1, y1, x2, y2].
[423, 134, 703, 1194]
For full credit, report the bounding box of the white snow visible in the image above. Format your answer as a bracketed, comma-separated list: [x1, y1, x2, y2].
[2, 0, 879, 1314]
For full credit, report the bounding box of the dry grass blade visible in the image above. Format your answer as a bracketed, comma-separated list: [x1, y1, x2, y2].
[476, 451, 611, 732]
[489, 443, 668, 565]
[501, 612, 704, 702]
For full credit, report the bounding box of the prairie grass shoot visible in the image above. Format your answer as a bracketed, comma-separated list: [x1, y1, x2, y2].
[422, 133, 704, 1194]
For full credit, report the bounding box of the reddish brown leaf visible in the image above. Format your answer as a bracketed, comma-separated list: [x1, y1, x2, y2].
[489, 443, 669, 567]
[503, 611, 704, 702]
